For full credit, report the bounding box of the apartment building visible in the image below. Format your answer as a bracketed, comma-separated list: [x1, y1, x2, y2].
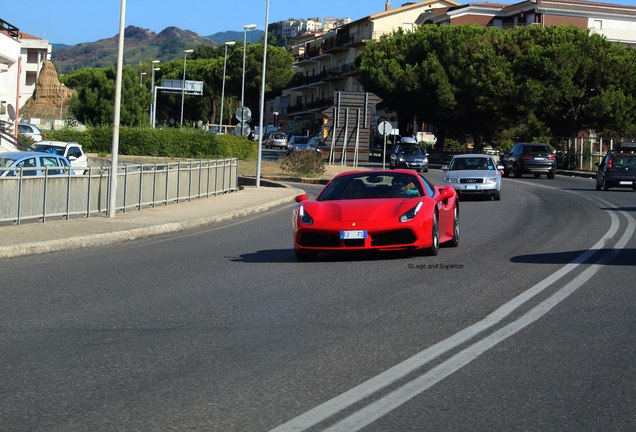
[417, 0, 636, 46]
[279, 0, 459, 137]
[0, 18, 51, 131]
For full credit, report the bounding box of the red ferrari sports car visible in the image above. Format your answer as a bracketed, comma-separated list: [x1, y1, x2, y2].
[292, 169, 459, 260]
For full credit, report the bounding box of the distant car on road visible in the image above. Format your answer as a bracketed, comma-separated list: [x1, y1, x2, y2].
[442, 154, 503, 200]
[0, 151, 74, 177]
[265, 132, 288, 150]
[30, 141, 88, 173]
[287, 136, 313, 154]
[18, 123, 44, 142]
[501, 142, 556, 179]
[595, 139, 636, 191]
[389, 143, 429, 173]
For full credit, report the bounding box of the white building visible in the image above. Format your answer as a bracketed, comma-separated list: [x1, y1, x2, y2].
[0, 19, 51, 134]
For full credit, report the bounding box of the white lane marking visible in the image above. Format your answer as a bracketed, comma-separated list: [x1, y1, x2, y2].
[270, 208, 623, 432]
[325, 209, 635, 432]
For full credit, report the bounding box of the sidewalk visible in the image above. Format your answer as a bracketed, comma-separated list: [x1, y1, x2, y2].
[0, 185, 304, 259]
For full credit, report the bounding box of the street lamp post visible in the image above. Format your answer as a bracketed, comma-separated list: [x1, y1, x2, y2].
[256, 0, 270, 188]
[241, 24, 256, 109]
[180, 49, 194, 126]
[220, 41, 236, 134]
[150, 60, 160, 127]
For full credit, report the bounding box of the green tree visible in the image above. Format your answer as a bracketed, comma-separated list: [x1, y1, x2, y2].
[66, 66, 151, 126]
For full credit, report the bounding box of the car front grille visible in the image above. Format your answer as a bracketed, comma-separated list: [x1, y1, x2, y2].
[460, 178, 484, 184]
[372, 229, 416, 246]
[299, 229, 417, 248]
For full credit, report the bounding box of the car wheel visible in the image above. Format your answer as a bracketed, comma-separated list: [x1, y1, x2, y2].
[494, 190, 501, 201]
[547, 171, 555, 179]
[427, 212, 440, 256]
[502, 168, 509, 178]
[422, 168, 429, 173]
[603, 178, 610, 191]
[295, 250, 317, 261]
[514, 164, 522, 178]
[446, 207, 460, 248]
[596, 181, 602, 191]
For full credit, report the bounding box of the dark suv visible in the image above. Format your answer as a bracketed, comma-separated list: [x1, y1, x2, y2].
[595, 140, 636, 191]
[501, 142, 556, 179]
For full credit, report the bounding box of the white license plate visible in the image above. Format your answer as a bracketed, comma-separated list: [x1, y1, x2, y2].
[462, 184, 478, 190]
[534, 157, 545, 160]
[340, 230, 367, 239]
[619, 181, 634, 185]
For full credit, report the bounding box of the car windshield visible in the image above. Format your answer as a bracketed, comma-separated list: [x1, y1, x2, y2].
[449, 157, 495, 171]
[400, 147, 424, 155]
[317, 173, 424, 201]
[293, 137, 310, 144]
[525, 145, 551, 154]
[31, 145, 64, 155]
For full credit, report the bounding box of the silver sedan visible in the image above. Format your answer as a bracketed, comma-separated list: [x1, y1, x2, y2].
[442, 154, 503, 200]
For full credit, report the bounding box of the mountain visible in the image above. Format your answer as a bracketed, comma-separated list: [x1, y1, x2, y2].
[206, 30, 265, 45]
[51, 25, 217, 74]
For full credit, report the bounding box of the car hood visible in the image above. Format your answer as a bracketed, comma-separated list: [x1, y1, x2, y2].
[303, 198, 420, 222]
[444, 169, 499, 179]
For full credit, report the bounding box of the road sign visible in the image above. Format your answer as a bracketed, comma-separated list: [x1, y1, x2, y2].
[235, 122, 251, 137]
[236, 106, 252, 123]
[378, 121, 393, 136]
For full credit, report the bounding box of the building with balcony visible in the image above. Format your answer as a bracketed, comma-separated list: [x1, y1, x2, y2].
[279, 0, 460, 138]
[1, 18, 52, 134]
[417, 0, 636, 46]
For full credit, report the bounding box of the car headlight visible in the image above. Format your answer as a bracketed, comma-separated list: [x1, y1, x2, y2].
[399, 201, 423, 223]
[298, 205, 313, 225]
[484, 177, 498, 184]
[444, 177, 459, 184]
[399, 157, 405, 162]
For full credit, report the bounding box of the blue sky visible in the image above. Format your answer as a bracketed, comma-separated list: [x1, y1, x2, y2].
[3, 0, 392, 45]
[5, 0, 636, 45]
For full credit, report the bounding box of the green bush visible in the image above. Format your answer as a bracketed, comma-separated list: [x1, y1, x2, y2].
[280, 150, 325, 177]
[44, 127, 257, 160]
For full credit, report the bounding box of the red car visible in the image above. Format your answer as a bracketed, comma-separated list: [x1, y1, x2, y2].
[292, 170, 459, 260]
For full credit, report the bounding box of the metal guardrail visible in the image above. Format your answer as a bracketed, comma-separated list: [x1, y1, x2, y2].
[0, 159, 238, 225]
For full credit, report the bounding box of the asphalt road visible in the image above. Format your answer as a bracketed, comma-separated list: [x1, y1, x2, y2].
[1, 171, 634, 431]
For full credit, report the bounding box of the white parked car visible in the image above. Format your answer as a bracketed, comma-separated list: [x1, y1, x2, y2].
[29, 141, 88, 174]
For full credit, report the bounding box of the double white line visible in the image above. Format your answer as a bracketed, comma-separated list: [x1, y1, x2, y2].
[270, 190, 635, 432]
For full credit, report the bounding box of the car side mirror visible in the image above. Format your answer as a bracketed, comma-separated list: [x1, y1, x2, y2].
[441, 165, 448, 171]
[497, 165, 504, 170]
[295, 194, 308, 203]
[436, 186, 455, 202]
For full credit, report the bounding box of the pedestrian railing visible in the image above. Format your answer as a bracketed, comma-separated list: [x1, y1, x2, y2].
[0, 159, 238, 225]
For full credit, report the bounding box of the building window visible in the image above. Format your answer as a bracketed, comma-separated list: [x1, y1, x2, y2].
[594, 20, 603, 30]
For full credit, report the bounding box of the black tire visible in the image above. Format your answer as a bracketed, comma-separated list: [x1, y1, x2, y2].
[596, 182, 602, 191]
[427, 212, 440, 256]
[446, 207, 460, 248]
[502, 167, 509, 178]
[547, 171, 555, 179]
[514, 164, 522, 178]
[603, 178, 610, 191]
[494, 190, 501, 201]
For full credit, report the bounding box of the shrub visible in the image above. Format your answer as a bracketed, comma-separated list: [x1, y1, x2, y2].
[280, 150, 325, 176]
[44, 127, 257, 160]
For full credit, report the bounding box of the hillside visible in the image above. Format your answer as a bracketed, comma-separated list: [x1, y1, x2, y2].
[52, 25, 217, 74]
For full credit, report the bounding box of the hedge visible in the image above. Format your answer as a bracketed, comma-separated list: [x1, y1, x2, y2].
[45, 126, 257, 160]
